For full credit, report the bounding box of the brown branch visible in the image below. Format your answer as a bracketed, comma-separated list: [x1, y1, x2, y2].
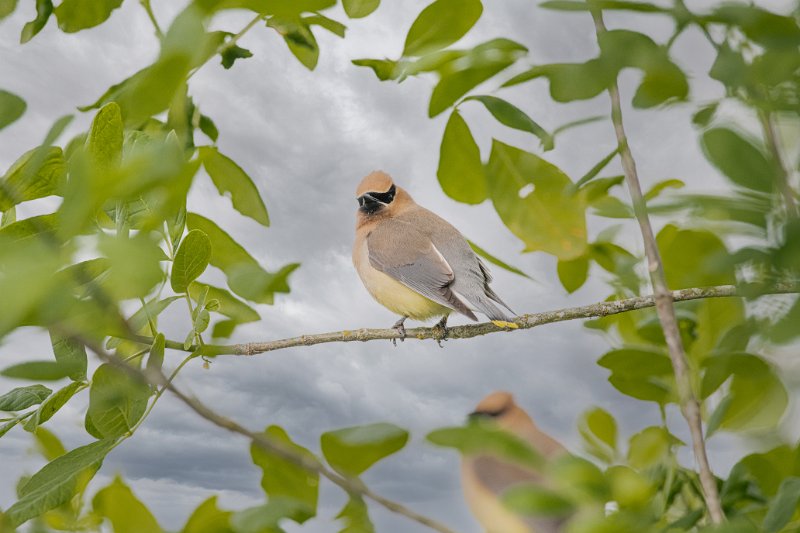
[589, 9, 726, 524]
[127, 284, 797, 357]
[80, 341, 458, 533]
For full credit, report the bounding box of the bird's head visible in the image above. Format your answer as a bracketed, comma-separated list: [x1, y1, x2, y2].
[468, 391, 532, 434]
[356, 171, 399, 216]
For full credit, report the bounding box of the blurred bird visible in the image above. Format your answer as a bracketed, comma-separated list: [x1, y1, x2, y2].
[352, 171, 514, 339]
[462, 391, 567, 533]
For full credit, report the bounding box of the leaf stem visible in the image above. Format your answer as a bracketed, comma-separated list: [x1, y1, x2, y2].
[589, 7, 725, 524]
[757, 110, 798, 217]
[139, 0, 164, 40]
[187, 13, 265, 80]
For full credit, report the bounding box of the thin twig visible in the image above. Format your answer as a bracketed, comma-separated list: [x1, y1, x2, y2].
[79, 340, 459, 533]
[122, 284, 797, 357]
[758, 110, 798, 217]
[187, 14, 265, 80]
[589, 8, 726, 524]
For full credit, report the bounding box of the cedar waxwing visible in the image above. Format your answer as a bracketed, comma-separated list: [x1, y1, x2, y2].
[462, 391, 567, 533]
[352, 171, 514, 338]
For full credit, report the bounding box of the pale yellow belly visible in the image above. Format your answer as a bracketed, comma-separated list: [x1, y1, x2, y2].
[354, 240, 450, 321]
[462, 460, 532, 533]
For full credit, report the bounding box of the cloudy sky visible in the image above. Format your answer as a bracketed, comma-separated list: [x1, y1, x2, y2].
[1, 0, 799, 531]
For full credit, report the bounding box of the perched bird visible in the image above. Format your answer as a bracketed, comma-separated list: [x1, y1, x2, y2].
[462, 391, 567, 533]
[352, 171, 514, 338]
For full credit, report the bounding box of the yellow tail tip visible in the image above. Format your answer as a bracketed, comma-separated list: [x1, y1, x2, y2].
[491, 320, 518, 329]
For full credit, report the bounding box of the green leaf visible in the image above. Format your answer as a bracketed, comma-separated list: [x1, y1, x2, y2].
[557, 256, 589, 293]
[147, 334, 165, 373]
[305, 13, 346, 37]
[171, 229, 212, 293]
[437, 110, 486, 204]
[468, 240, 532, 280]
[231, 500, 313, 533]
[120, 295, 182, 342]
[708, 4, 800, 50]
[93, 476, 163, 533]
[656, 225, 735, 288]
[607, 464, 655, 508]
[1, 361, 81, 381]
[763, 477, 800, 532]
[627, 426, 679, 469]
[336, 494, 374, 532]
[343, 0, 378, 18]
[181, 496, 233, 533]
[20, 0, 52, 43]
[485, 139, 587, 260]
[502, 484, 575, 517]
[49, 331, 87, 382]
[53, 0, 122, 32]
[200, 146, 269, 226]
[403, 0, 482, 56]
[187, 213, 297, 305]
[33, 427, 66, 461]
[429, 39, 527, 117]
[0, 146, 66, 211]
[188, 283, 260, 323]
[321, 423, 409, 476]
[427, 422, 543, 470]
[503, 60, 611, 100]
[597, 348, 674, 404]
[643, 178, 684, 201]
[463, 95, 553, 150]
[24, 381, 84, 431]
[540, 0, 669, 13]
[85, 364, 152, 439]
[351, 58, 398, 80]
[702, 128, 776, 193]
[578, 407, 617, 463]
[199, 115, 219, 142]
[86, 102, 123, 170]
[0, 90, 26, 130]
[0, 0, 18, 20]
[98, 233, 166, 300]
[268, 17, 319, 70]
[220, 44, 253, 69]
[250, 426, 318, 524]
[6, 439, 115, 526]
[0, 385, 52, 411]
[693, 103, 718, 127]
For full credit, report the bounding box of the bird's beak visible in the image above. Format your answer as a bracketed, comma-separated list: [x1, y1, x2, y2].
[357, 193, 381, 212]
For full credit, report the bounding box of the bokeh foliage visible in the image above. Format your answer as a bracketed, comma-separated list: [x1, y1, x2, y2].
[1, 0, 799, 531]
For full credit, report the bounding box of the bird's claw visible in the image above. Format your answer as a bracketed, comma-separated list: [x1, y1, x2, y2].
[391, 318, 407, 347]
[432, 317, 448, 348]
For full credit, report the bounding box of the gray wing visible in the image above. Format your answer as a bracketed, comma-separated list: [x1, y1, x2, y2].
[405, 209, 514, 321]
[367, 220, 477, 319]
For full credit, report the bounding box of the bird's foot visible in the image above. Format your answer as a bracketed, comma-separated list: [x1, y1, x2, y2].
[432, 316, 449, 348]
[391, 317, 407, 347]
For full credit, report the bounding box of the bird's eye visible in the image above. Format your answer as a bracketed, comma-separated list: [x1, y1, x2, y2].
[370, 184, 396, 204]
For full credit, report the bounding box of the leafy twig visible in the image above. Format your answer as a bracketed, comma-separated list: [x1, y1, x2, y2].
[589, 8, 726, 524]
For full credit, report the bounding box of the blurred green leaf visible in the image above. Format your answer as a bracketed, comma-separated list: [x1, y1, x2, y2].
[486, 140, 587, 260]
[5, 439, 114, 527]
[231, 499, 312, 533]
[321, 423, 409, 476]
[558, 256, 589, 293]
[93, 476, 163, 533]
[607, 465, 655, 508]
[268, 17, 319, 70]
[24, 381, 84, 431]
[702, 353, 787, 434]
[188, 283, 259, 323]
[597, 348, 674, 404]
[49, 331, 87, 382]
[503, 60, 610, 100]
[99, 233, 165, 300]
[251, 426, 318, 524]
[763, 477, 800, 532]
[85, 364, 152, 439]
[643, 179, 684, 201]
[540, 1, 669, 13]
[730, 444, 800, 498]
[20, 0, 52, 43]
[702, 128, 776, 193]
[707, 4, 800, 50]
[171, 229, 211, 293]
[343, 0, 378, 18]
[427, 422, 543, 470]
[0, 0, 18, 19]
[0, 385, 52, 411]
[403, 0, 482, 56]
[503, 484, 574, 517]
[0, 146, 66, 211]
[573, 149, 619, 190]
[429, 39, 527, 117]
[220, 44, 253, 69]
[437, 110, 486, 204]
[181, 496, 233, 533]
[627, 426, 679, 469]
[549, 454, 609, 502]
[336, 494, 374, 533]
[657, 225, 734, 288]
[0, 90, 25, 130]
[464, 95, 553, 150]
[147, 334, 165, 373]
[199, 114, 219, 142]
[53, 0, 122, 32]
[468, 240, 533, 280]
[305, 13, 346, 37]
[578, 407, 616, 463]
[1, 361, 81, 381]
[87, 102, 123, 171]
[351, 58, 398, 80]
[693, 103, 719, 127]
[200, 146, 269, 226]
[33, 427, 66, 461]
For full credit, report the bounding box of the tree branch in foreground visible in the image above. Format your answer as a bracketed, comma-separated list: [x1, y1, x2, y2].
[133, 284, 797, 357]
[591, 8, 726, 524]
[81, 340, 458, 533]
